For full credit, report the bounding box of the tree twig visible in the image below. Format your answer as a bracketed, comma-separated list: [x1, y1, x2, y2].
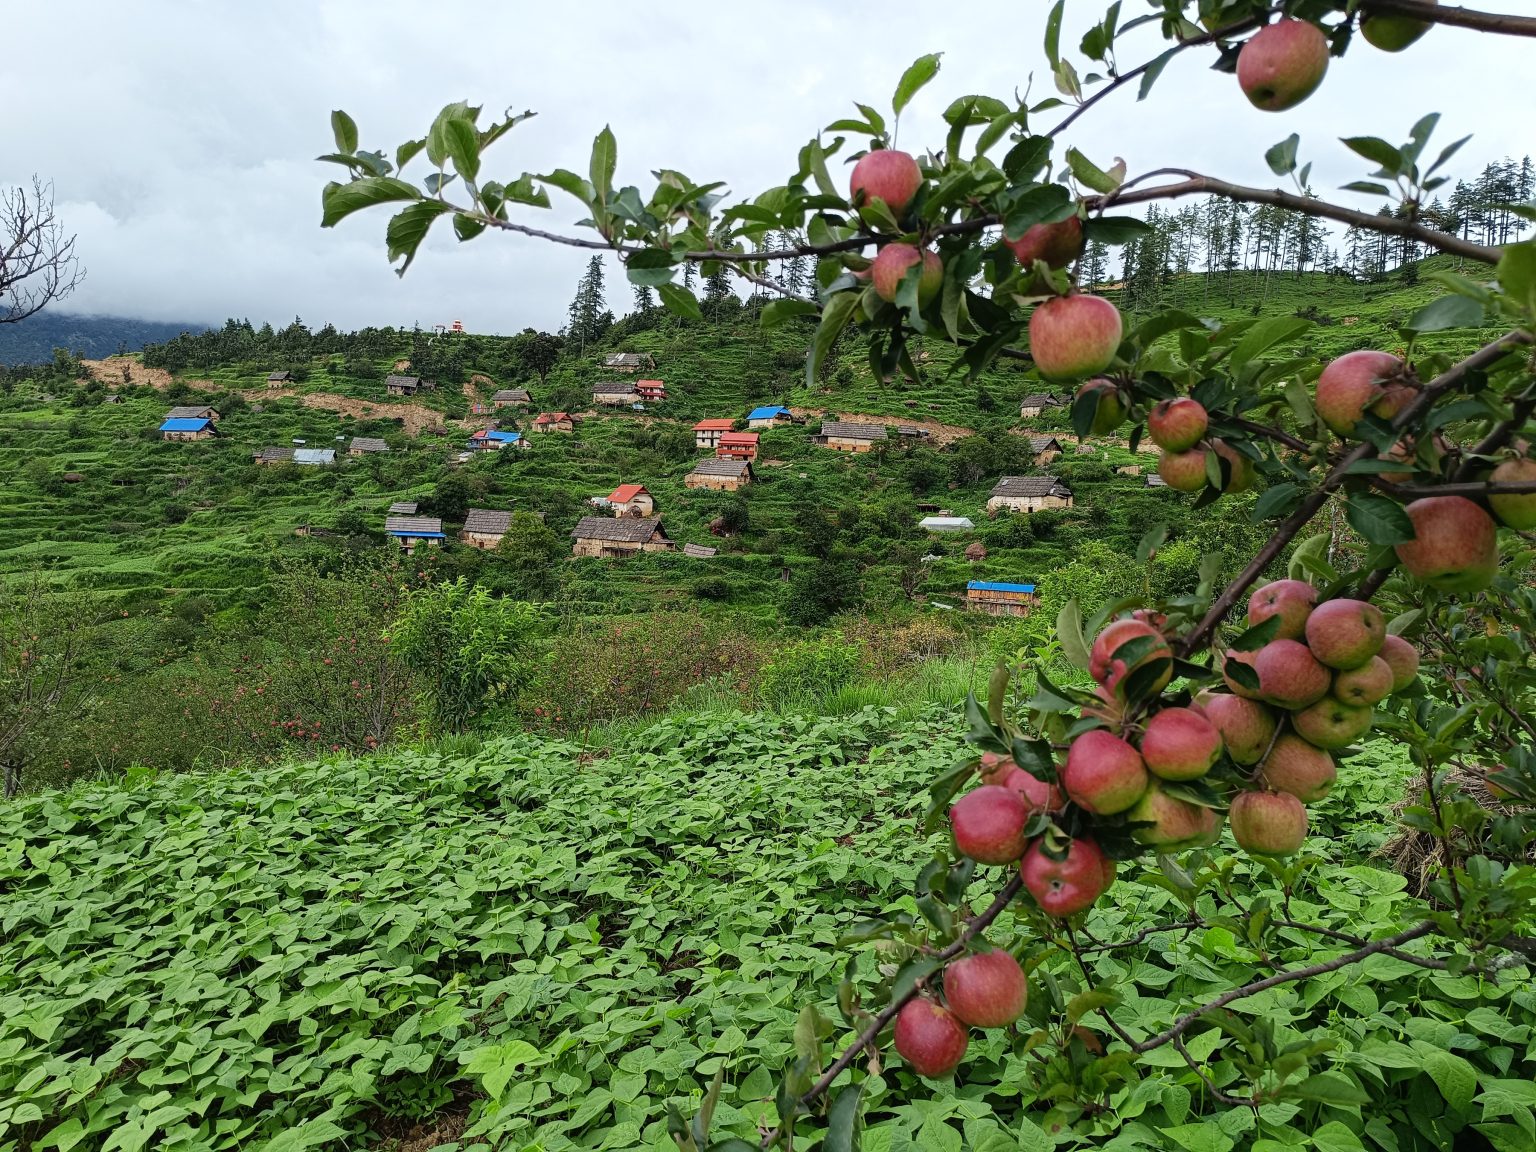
[1178, 329, 1533, 658]
[759, 876, 1022, 1149]
[1362, 1, 1536, 38]
[1172, 1034, 1249, 1107]
[1131, 922, 1437, 1053]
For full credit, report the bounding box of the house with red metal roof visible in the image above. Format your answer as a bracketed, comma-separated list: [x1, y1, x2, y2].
[716, 431, 760, 462]
[606, 483, 655, 518]
[692, 418, 735, 449]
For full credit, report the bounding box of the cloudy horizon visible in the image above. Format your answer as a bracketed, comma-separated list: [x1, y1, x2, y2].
[10, 1, 1532, 337]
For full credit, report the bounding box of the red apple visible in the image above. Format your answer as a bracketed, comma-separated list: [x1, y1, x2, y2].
[1361, 0, 1437, 51]
[1211, 440, 1257, 493]
[1304, 598, 1386, 670]
[1488, 457, 1536, 530]
[1237, 18, 1330, 112]
[1158, 448, 1210, 492]
[1075, 378, 1127, 436]
[1332, 656, 1394, 707]
[1246, 579, 1318, 641]
[1315, 351, 1407, 438]
[849, 149, 922, 219]
[951, 785, 1030, 864]
[977, 752, 1014, 785]
[1201, 693, 1278, 766]
[1260, 734, 1337, 802]
[1140, 707, 1223, 781]
[1062, 729, 1149, 815]
[1230, 790, 1308, 856]
[1029, 295, 1123, 380]
[1395, 496, 1500, 594]
[1292, 697, 1375, 751]
[1253, 638, 1331, 709]
[872, 243, 943, 305]
[943, 947, 1028, 1028]
[893, 997, 968, 1078]
[997, 765, 1064, 813]
[1020, 837, 1115, 917]
[1008, 215, 1083, 269]
[1147, 397, 1209, 453]
[1377, 634, 1420, 693]
[1090, 618, 1173, 698]
[1127, 784, 1223, 849]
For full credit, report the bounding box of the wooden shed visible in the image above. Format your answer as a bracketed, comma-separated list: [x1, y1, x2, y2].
[685, 457, 753, 492]
[818, 420, 887, 453]
[1027, 435, 1064, 465]
[461, 508, 513, 549]
[491, 388, 533, 408]
[571, 515, 675, 558]
[966, 580, 1038, 618]
[987, 476, 1075, 515]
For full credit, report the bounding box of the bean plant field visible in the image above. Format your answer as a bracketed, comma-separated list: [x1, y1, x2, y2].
[2, 709, 1528, 1151]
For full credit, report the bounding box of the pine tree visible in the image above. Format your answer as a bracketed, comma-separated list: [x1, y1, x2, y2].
[565, 256, 609, 352]
[632, 283, 655, 313]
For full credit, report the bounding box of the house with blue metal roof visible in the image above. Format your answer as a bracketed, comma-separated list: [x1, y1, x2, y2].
[159, 416, 216, 441]
[384, 515, 445, 554]
[469, 429, 526, 451]
[747, 405, 799, 429]
[966, 580, 1038, 617]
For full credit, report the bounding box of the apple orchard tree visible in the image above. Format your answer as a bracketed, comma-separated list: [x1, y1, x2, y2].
[320, 1, 1536, 1145]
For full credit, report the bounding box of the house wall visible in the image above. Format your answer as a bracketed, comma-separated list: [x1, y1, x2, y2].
[717, 447, 757, 461]
[615, 496, 655, 517]
[163, 429, 214, 442]
[1034, 449, 1062, 465]
[824, 435, 876, 453]
[966, 592, 1036, 618]
[386, 384, 415, 396]
[393, 535, 440, 554]
[594, 392, 635, 406]
[639, 537, 674, 552]
[1020, 406, 1042, 418]
[685, 474, 744, 492]
[695, 429, 725, 448]
[461, 531, 505, 550]
[986, 494, 1073, 514]
[536, 421, 574, 433]
[573, 538, 639, 559]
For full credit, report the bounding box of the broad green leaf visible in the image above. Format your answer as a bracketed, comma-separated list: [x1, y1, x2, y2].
[1066, 147, 1120, 194]
[590, 125, 618, 204]
[825, 1082, 864, 1152]
[1341, 136, 1403, 176]
[806, 291, 860, 387]
[1345, 492, 1415, 546]
[1265, 134, 1300, 177]
[1231, 317, 1311, 368]
[443, 118, 480, 182]
[1496, 238, 1536, 315]
[893, 54, 943, 118]
[1405, 295, 1485, 333]
[1310, 1122, 1366, 1152]
[385, 201, 451, 276]
[319, 177, 421, 228]
[330, 109, 358, 154]
[1056, 598, 1090, 670]
[760, 298, 819, 328]
[1417, 1046, 1478, 1111]
[658, 282, 702, 321]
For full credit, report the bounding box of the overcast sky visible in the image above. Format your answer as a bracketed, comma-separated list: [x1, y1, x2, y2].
[8, 1, 1531, 335]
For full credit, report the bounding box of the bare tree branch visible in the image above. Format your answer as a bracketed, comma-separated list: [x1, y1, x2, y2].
[0, 177, 85, 324]
[1363, 1, 1536, 38]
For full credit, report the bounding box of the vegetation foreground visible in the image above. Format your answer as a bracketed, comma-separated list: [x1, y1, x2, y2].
[2, 707, 1529, 1152]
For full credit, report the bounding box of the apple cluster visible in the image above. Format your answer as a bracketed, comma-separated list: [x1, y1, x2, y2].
[1147, 395, 1256, 495]
[1236, 7, 1438, 115]
[1208, 582, 1420, 855]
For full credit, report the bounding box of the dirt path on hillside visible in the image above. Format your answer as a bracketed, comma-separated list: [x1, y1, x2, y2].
[788, 407, 976, 446]
[83, 356, 490, 437]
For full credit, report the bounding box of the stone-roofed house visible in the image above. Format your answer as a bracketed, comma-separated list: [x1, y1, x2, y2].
[461, 508, 513, 549]
[606, 483, 655, 517]
[571, 515, 675, 558]
[254, 446, 296, 465]
[491, 388, 533, 408]
[683, 542, 718, 558]
[986, 475, 1075, 515]
[385, 374, 422, 396]
[602, 351, 655, 372]
[1146, 473, 1168, 488]
[165, 404, 220, 422]
[267, 370, 293, 389]
[819, 420, 888, 453]
[593, 379, 640, 406]
[388, 500, 419, 515]
[103, 393, 123, 405]
[349, 437, 391, 456]
[685, 457, 753, 492]
[1026, 435, 1064, 465]
[385, 515, 445, 554]
[1019, 393, 1065, 419]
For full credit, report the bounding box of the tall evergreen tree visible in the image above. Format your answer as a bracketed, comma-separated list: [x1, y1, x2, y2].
[565, 256, 609, 352]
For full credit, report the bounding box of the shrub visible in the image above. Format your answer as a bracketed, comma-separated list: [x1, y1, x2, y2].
[758, 632, 865, 711]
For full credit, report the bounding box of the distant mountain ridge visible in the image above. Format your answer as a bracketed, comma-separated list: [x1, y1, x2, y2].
[0, 313, 204, 365]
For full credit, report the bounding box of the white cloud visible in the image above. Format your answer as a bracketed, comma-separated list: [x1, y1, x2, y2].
[6, 1, 1530, 334]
